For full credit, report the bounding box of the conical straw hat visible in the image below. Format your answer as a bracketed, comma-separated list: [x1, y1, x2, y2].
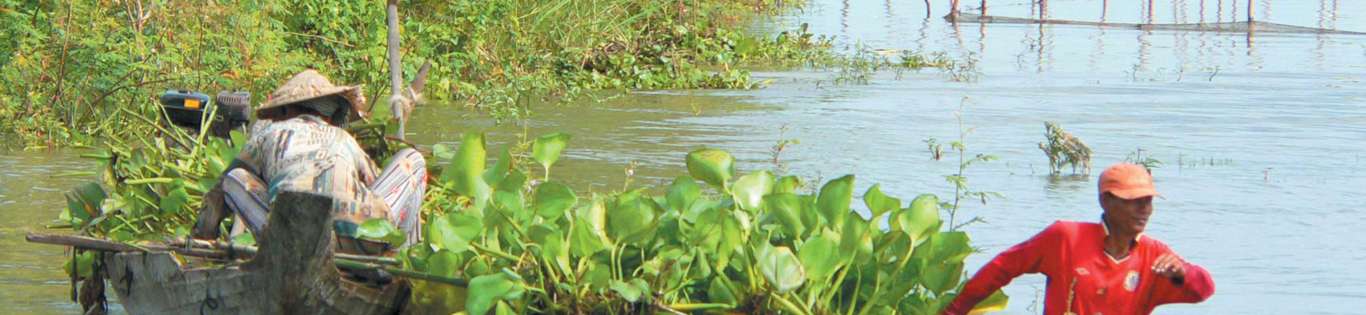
[257, 69, 368, 120]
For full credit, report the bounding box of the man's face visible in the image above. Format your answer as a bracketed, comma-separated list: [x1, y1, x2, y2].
[1101, 192, 1154, 235]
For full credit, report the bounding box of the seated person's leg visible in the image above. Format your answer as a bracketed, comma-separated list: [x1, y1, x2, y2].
[370, 148, 428, 247]
[222, 168, 271, 237]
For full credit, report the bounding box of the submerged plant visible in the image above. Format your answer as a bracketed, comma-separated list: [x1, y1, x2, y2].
[1125, 147, 1163, 171]
[1038, 121, 1092, 176]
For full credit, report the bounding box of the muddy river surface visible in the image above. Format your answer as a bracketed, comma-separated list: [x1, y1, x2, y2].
[3, 0, 1365, 313]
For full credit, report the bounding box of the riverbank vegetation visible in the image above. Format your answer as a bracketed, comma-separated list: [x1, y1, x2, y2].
[1, 0, 845, 147]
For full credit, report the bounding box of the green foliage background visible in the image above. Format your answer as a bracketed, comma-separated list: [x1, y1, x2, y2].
[0, 0, 833, 146]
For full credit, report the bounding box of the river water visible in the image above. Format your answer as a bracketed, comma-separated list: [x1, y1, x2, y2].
[3, 0, 1364, 313]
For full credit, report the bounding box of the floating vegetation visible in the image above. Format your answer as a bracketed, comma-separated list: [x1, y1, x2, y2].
[1038, 121, 1092, 176]
[925, 137, 945, 161]
[1176, 153, 1235, 169]
[1125, 147, 1163, 171]
[401, 133, 1009, 314]
[825, 47, 960, 85]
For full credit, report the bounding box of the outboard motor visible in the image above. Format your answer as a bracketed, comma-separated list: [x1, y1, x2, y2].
[159, 90, 252, 138]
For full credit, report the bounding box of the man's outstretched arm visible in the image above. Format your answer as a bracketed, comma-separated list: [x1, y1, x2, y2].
[942, 221, 1069, 315]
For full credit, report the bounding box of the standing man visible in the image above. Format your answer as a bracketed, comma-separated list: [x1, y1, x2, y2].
[943, 163, 1214, 314]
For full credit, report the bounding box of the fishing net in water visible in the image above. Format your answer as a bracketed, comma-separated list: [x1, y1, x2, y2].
[951, 13, 1366, 35]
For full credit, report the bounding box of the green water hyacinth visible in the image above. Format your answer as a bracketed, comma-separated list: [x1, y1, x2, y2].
[532, 132, 571, 181]
[401, 132, 1008, 314]
[685, 148, 735, 192]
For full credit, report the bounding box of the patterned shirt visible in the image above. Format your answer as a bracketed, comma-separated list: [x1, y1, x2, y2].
[236, 115, 390, 228]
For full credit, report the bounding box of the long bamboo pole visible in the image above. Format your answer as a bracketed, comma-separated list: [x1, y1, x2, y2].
[26, 233, 399, 265]
[26, 232, 470, 287]
[386, 0, 405, 140]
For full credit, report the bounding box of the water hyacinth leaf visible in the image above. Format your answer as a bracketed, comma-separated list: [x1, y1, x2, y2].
[464, 259, 491, 280]
[896, 194, 942, 242]
[495, 301, 516, 315]
[758, 245, 806, 294]
[583, 265, 612, 291]
[838, 215, 875, 262]
[969, 290, 1010, 314]
[610, 279, 647, 303]
[432, 143, 456, 161]
[922, 261, 964, 294]
[708, 277, 737, 305]
[494, 167, 525, 194]
[427, 249, 463, 278]
[532, 132, 571, 176]
[442, 133, 491, 211]
[466, 272, 525, 315]
[429, 213, 481, 253]
[63, 251, 95, 279]
[493, 190, 525, 220]
[798, 230, 841, 282]
[64, 182, 106, 226]
[533, 227, 573, 278]
[934, 231, 974, 262]
[533, 181, 576, 219]
[685, 148, 734, 191]
[607, 191, 658, 244]
[713, 211, 746, 271]
[764, 193, 806, 237]
[817, 175, 855, 228]
[570, 216, 608, 257]
[730, 170, 773, 211]
[862, 184, 901, 220]
[666, 176, 701, 213]
[356, 218, 407, 246]
[158, 183, 190, 214]
[483, 148, 513, 187]
[774, 175, 802, 194]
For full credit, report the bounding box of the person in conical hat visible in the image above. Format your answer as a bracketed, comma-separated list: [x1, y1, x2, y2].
[193, 69, 426, 259]
[254, 69, 369, 126]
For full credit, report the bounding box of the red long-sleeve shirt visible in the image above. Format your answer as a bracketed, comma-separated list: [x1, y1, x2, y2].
[943, 221, 1214, 315]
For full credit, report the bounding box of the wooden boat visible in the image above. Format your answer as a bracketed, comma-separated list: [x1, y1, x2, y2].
[34, 192, 410, 315]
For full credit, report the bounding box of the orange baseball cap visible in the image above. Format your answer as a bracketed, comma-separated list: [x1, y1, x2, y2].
[1098, 163, 1158, 199]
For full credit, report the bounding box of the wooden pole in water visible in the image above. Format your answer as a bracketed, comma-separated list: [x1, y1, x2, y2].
[1147, 0, 1155, 24]
[1246, 0, 1255, 21]
[1102, 0, 1109, 22]
[386, 0, 405, 140]
[980, 0, 986, 16]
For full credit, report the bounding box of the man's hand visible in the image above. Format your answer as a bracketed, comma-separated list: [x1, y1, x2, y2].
[1152, 254, 1187, 280]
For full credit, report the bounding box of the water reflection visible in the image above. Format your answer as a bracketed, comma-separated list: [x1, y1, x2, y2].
[1043, 175, 1089, 201]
